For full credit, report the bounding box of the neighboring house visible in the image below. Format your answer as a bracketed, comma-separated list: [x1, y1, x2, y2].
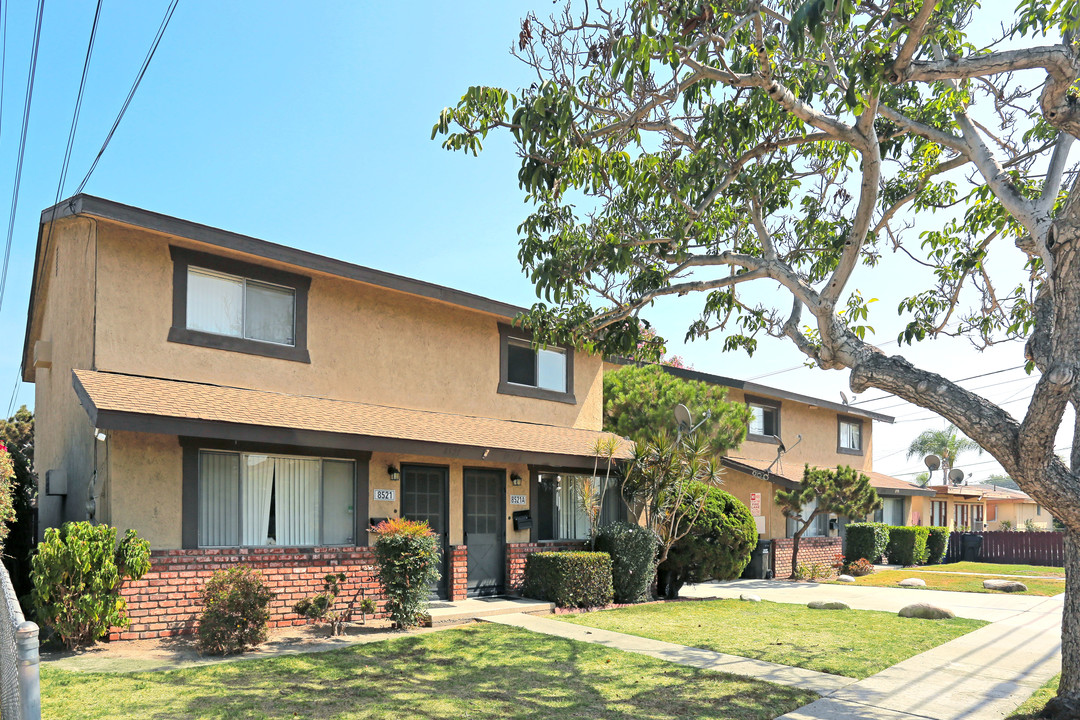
[22, 195, 630, 638]
[913, 483, 1055, 531]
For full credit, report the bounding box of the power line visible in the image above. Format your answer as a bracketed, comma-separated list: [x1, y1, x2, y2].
[0, 0, 45, 313]
[889, 447, 1072, 476]
[893, 394, 1036, 423]
[850, 365, 1027, 407]
[71, 0, 179, 196]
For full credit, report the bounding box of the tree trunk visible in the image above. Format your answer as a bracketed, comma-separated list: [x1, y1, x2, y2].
[1044, 530, 1080, 719]
[789, 529, 804, 579]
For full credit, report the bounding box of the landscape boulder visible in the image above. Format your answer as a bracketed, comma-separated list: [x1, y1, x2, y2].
[983, 579, 1027, 593]
[898, 578, 926, 588]
[899, 603, 955, 620]
[836, 574, 855, 582]
[807, 600, 850, 610]
[740, 593, 761, 602]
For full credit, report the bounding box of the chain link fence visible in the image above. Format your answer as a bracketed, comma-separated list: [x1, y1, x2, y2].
[0, 561, 38, 720]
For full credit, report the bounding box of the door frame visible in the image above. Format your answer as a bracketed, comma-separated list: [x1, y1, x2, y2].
[400, 463, 450, 600]
[462, 467, 507, 597]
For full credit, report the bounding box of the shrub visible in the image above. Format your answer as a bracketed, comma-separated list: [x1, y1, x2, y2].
[197, 567, 276, 655]
[0, 445, 15, 553]
[794, 562, 831, 581]
[1024, 518, 1038, 532]
[846, 558, 875, 576]
[926, 527, 950, 564]
[293, 572, 352, 636]
[372, 518, 441, 629]
[521, 552, 613, 608]
[886, 526, 930, 566]
[845, 522, 889, 563]
[999, 519, 1014, 531]
[595, 521, 659, 604]
[30, 522, 151, 649]
[656, 482, 757, 598]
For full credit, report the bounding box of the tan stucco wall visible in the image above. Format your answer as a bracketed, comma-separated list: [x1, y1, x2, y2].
[988, 500, 1054, 530]
[105, 430, 183, 548]
[367, 451, 531, 547]
[30, 217, 99, 535]
[721, 469, 788, 540]
[91, 222, 603, 430]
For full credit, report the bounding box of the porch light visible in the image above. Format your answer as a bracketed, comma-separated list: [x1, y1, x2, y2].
[510, 473, 522, 486]
[387, 465, 401, 482]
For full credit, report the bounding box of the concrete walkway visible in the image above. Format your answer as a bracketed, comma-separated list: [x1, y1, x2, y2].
[482, 613, 855, 695]
[680, 578, 1055, 622]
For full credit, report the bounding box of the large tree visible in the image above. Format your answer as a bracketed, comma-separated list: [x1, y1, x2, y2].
[436, 2, 1080, 711]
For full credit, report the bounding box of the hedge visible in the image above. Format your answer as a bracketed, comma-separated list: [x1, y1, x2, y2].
[595, 521, 659, 604]
[926, 526, 950, 565]
[845, 522, 889, 563]
[886, 526, 930, 566]
[521, 551, 613, 608]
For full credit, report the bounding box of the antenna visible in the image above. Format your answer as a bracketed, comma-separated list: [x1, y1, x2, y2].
[674, 404, 693, 436]
[766, 434, 802, 474]
[948, 468, 965, 485]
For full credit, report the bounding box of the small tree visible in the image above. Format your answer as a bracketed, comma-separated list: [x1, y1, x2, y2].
[579, 435, 620, 547]
[622, 432, 723, 573]
[293, 572, 364, 636]
[906, 425, 982, 484]
[372, 518, 441, 630]
[776, 466, 881, 579]
[0, 407, 35, 599]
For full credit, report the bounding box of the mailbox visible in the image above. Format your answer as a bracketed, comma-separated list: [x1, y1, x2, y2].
[369, 517, 389, 529]
[512, 510, 533, 531]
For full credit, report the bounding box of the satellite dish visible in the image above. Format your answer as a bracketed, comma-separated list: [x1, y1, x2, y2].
[924, 454, 941, 472]
[840, 391, 850, 405]
[948, 468, 965, 485]
[674, 404, 693, 434]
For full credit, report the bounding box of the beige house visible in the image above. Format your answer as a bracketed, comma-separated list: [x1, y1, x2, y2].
[22, 195, 631, 636]
[911, 483, 1056, 531]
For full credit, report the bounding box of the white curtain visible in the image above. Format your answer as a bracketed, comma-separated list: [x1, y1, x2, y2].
[274, 458, 321, 546]
[242, 455, 275, 545]
[187, 268, 243, 337]
[245, 281, 295, 345]
[840, 421, 861, 450]
[321, 460, 354, 545]
[557, 476, 590, 540]
[198, 452, 239, 546]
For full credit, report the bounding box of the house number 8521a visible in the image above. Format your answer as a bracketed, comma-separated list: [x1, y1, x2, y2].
[374, 489, 396, 502]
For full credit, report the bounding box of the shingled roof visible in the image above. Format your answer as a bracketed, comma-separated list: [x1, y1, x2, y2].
[72, 369, 632, 469]
[721, 455, 935, 496]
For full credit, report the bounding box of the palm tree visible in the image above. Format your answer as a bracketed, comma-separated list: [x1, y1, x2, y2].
[906, 425, 983, 485]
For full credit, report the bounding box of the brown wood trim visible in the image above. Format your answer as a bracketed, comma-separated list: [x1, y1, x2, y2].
[836, 414, 865, 456]
[168, 245, 311, 363]
[497, 323, 575, 405]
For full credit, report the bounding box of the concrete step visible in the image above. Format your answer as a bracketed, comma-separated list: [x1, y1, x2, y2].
[423, 597, 555, 627]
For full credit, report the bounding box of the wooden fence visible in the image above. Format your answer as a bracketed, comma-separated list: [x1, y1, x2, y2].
[945, 531, 1064, 566]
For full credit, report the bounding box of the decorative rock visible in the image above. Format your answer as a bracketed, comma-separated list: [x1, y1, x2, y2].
[898, 578, 927, 587]
[899, 603, 955, 620]
[808, 600, 850, 610]
[739, 593, 761, 602]
[983, 579, 1028, 593]
[836, 574, 856, 582]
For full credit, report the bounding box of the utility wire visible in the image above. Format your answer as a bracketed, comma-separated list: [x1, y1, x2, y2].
[0, 0, 9, 148]
[0, 0, 45, 313]
[71, 0, 179, 197]
[889, 447, 1072, 477]
[850, 365, 1027, 407]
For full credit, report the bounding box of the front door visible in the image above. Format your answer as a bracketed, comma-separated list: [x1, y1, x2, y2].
[401, 464, 449, 599]
[463, 468, 505, 596]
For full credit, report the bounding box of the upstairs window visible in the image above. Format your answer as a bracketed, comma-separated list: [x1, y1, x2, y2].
[187, 267, 296, 346]
[498, 324, 575, 403]
[838, 417, 863, 455]
[745, 397, 780, 441]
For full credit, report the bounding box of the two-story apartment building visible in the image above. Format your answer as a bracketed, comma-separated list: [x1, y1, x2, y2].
[22, 195, 630, 638]
[912, 483, 1056, 532]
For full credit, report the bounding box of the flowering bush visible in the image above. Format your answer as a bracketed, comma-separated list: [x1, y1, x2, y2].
[372, 518, 441, 629]
[0, 445, 15, 553]
[845, 558, 875, 577]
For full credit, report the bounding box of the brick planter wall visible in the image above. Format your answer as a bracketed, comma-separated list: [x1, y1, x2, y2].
[505, 540, 589, 593]
[771, 536, 843, 578]
[114, 546, 386, 640]
[449, 546, 468, 601]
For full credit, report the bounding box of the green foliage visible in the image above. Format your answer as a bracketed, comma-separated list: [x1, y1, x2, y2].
[845, 558, 876, 576]
[905, 426, 982, 478]
[603, 364, 751, 452]
[1024, 518, 1039, 532]
[886, 526, 930, 566]
[197, 567, 276, 655]
[0, 407, 35, 599]
[595, 521, 659, 604]
[0, 444, 15, 553]
[926, 527, 951, 565]
[293, 572, 349, 635]
[794, 562, 833, 581]
[1000, 519, 1014, 531]
[521, 551, 614, 608]
[845, 522, 890, 564]
[30, 523, 151, 649]
[372, 518, 441, 629]
[657, 483, 756, 598]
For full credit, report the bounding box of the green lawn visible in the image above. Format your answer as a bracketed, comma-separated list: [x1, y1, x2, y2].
[556, 599, 986, 679]
[831, 569, 1065, 596]
[41, 624, 816, 720]
[1009, 674, 1060, 719]
[915, 562, 1065, 578]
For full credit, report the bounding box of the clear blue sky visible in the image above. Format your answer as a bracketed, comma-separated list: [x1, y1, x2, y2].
[0, 1, 1056, 480]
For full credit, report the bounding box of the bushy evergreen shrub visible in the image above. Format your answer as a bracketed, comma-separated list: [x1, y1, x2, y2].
[372, 518, 441, 629]
[845, 522, 890, 563]
[521, 551, 613, 607]
[656, 482, 756, 598]
[595, 521, 659, 603]
[197, 567, 276, 655]
[926, 527, 951, 564]
[31, 522, 151, 649]
[886, 526, 930, 566]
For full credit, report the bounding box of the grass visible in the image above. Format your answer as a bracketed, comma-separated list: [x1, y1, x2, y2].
[40, 623, 816, 720]
[1009, 674, 1060, 719]
[914, 562, 1065, 578]
[833, 569, 1065, 596]
[556, 599, 986, 679]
